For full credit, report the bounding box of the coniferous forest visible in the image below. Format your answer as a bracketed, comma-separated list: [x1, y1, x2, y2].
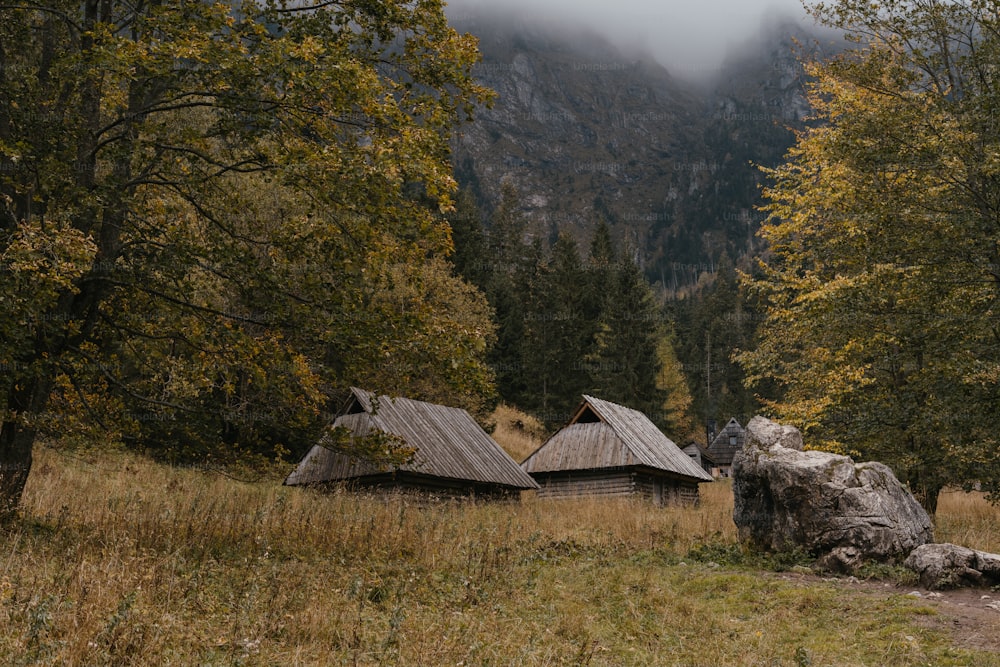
[448, 183, 744, 442]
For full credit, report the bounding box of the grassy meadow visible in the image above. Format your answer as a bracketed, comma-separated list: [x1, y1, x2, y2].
[0, 410, 997, 665]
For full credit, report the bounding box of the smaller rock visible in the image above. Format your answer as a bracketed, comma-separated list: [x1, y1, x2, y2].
[906, 591, 923, 598]
[904, 543, 1000, 590]
[815, 546, 863, 573]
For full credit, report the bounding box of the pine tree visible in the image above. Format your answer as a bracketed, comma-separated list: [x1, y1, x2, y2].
[521, 233, 594, 424]
[447, 188, 489, 289]
[481, 183, 532, 404]
[669, 254, 760, 436]
[586, 248, 665, 419]
[655, 333, 698, 440]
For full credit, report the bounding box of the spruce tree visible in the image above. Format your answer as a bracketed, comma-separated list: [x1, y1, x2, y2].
[669, 254, 760, 436]
[521, 233, 595, 424]
[586, 247, 665, 420]
[482, 183, 532, 404]
[447, 188, 489, 289]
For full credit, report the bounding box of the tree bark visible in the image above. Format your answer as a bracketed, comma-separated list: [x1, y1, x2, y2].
[913, 483, 942, 517]
[0, 426, 34, 523]
[0, 375, 53, 522]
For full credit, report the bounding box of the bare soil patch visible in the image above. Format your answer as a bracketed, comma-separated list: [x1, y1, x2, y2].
[903, 585, 1000, 653]
[774, 570, 1000, 653]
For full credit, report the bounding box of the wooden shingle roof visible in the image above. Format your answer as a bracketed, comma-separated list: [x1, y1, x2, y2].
[707, 417, 746, 466]
[521, 395, 713, 482]
[285, 388, 538, 490]
[683, 442, 716, 466]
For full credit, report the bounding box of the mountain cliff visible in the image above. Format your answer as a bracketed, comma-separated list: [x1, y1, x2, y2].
[450, 13, 841, 289]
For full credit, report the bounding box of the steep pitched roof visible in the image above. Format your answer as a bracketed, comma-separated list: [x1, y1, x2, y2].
[707, 417, 746, 466]
[683, 442, 716, 466]
[521, 395, 713, 482]
[285, 388, 538, 490]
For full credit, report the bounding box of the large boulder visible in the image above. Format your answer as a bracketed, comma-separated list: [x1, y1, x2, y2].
[733, 416, 934, 570]
[904, 543, 1000, 589]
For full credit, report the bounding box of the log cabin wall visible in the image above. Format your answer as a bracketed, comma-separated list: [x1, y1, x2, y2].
[533, 469, 701, 506]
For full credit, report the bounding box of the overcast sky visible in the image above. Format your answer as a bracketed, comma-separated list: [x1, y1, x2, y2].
[446, 0, 816, 79]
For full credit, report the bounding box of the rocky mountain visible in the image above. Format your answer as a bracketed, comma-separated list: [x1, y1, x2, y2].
[449, 12, 842, 290]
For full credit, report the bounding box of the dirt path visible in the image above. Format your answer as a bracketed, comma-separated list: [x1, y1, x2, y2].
[900, 585, 1000, 653]
[774, 571, 1000, 653]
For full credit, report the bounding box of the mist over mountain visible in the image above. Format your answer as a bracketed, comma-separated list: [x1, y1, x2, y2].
[449, 10, 842, 290]
[445, 0, 812, 82]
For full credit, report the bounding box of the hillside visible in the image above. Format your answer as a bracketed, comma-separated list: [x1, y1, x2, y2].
[450, 13, 842, 288]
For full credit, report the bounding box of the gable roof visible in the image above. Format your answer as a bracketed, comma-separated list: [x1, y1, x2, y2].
[285, 388, 538, 490]
[683, 442, 716, 466]
[521, 395, 713, 482]
[707, 417, 746, 466]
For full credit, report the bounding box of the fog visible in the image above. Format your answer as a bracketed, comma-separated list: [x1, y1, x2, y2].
[445, 0, 816, 80]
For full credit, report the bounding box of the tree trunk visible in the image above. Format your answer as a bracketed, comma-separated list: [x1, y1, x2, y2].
[0, 375, 52, 521]
[913, 483, 941, 517]
[0, 422, 35, 522]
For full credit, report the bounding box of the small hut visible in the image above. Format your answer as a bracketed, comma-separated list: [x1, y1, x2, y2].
[682, 442, 717, 477]
[520, 395, 713, 505]
[707, 417, 746, 477]
[285, 388, 538, 498]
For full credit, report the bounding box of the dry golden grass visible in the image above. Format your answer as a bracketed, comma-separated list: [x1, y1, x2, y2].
[0, 445, 997, 666]
[935, 488, 1000, 553]
[489, 402, 548, 463]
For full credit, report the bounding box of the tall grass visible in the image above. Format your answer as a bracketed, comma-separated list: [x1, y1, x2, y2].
[490, 403, 548, 463]
[935, 489, 1000, 553]
[0, 442, 997, 665]
[5, 445, 739, 665]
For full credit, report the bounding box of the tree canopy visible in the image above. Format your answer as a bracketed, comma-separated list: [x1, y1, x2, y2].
[740, 0, 1000, 512]
[0, 0, 495, 517]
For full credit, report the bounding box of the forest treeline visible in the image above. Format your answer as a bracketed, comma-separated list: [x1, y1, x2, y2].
[448, 184, 759, 439]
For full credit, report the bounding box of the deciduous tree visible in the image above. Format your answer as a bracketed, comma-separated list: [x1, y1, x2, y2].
[0, 0, 493, 517]
[740, 0, 1000, 512]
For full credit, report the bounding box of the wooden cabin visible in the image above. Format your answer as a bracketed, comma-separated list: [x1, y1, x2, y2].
[285, 388, 538, 499]
[682, 442, 717, 477]
[707, 417, 746, 478]
[520, 395, 713, 505]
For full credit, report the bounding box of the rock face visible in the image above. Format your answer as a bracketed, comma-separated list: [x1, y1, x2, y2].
[733, 416, 934, 570]
[904, 543, 1000, 590]
[447, 12, 841, 288]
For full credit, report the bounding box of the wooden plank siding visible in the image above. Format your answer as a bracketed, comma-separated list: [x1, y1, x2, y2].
[707, 417, 746, 474]
[285, 388, 538, 493]
[533, 469, 701, 506]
